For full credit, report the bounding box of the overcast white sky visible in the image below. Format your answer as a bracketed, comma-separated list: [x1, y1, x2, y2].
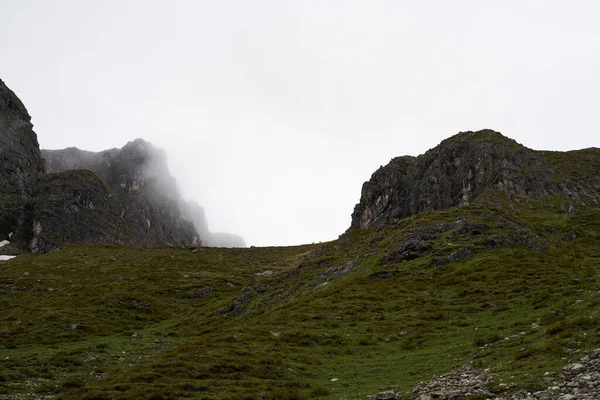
[1, 1, 599, 246]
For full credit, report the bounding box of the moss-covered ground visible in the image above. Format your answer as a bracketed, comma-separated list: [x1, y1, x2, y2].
[1, 194, 599, 399]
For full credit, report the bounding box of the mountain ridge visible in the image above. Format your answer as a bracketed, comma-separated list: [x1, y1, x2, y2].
[42, 141, 246, 249]
[1, 78, 600, 399]
[0, 79, 244, 252]
[350, 129, 600, 231]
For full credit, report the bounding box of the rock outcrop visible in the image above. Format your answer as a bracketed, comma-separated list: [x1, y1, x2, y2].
[0, 78, 214, 252]
[42, 143, 246, 249]
[0, 79, 45, 244]
[39, 139, 200, 252]
[351, 130, 600, 230]
[30, 170, 131, 253]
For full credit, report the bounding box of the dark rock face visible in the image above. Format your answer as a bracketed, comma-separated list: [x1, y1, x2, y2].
[30, 170, 129, 253]
[40, 140, 200, 251]
[0, 79, 45, 243]
[0, 79, 204, 252]
[43, 146, 247, 249]
[351, 130, 600, 230]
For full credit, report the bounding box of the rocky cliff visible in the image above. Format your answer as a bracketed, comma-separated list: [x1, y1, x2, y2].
[351, 130, 600, 230]
[0, 79, 45, 244]
[39, 140, 201, 252]
[29, 170, 133, 253]
[42, 143, 245, 249]
[0, 78, 211, 252]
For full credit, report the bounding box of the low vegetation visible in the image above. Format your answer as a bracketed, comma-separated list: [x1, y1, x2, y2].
[1, 193, 599, 399]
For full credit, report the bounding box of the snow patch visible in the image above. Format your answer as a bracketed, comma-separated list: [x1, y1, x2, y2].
[0, 240, 9, 248]
[0, 255, 16, 261]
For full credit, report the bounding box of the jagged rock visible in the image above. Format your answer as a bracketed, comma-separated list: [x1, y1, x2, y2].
[30, 170, 130, 253]
[41, 139, 200, 250]
[0, 79, 45, 244]
[43, 147, 246, 249]
[0, 79, 211, 252]
[30, 157, 200, 252]
[351, 130, 600, 230]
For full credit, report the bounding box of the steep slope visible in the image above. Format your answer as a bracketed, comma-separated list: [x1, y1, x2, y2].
[43, 144, 245, 248]
[0, 79, 203, 252]
[0, 79, 45, 243]
[1, 195, 599, 399]
[2, 131, 599, 399]
[37, 140, 200, 252]
[30, 170, 131, 253]
[350, 130, 600, 230]
[3, 78, 600, 399]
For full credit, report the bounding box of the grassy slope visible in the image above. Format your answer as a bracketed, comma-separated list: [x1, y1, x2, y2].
[1, 195, 599, 400]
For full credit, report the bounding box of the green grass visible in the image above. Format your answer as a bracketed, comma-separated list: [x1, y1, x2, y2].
[1, 196, 599, 399]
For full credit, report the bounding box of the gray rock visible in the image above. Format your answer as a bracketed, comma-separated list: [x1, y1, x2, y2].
[41, 142, 247, 251]
[566, 363, 585, 374]
[368, 390, 397, 400]
[0, 79, 219, 253]
[38, 140, 201, 251]
[558, 395, 576, 400]
[350, 130, 600, 231]
[0, 79, 45, 243]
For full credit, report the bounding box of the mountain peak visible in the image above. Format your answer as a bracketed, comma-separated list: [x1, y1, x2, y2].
[350, 130, 600, 230]
[443, 128, 517, 143]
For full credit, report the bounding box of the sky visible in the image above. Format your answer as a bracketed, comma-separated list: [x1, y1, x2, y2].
[1, 1, 599, 246]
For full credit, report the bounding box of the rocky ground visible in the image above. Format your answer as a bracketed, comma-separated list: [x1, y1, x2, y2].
[409, 349, 600, 400]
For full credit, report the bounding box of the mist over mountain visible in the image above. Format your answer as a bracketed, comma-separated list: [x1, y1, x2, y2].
[0, 78, 244, 252]
[4, 75, 600, 399]
[42, 141, 246, 249]
[185, 201, 246, 248]
[33, 139, 199, 252]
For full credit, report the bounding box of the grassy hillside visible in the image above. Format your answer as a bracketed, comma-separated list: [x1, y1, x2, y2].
[1, 193, 599, 399]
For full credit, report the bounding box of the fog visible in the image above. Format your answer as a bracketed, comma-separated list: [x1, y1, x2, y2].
[43, 139, 246, 248]
[1, 1, 599, 246]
